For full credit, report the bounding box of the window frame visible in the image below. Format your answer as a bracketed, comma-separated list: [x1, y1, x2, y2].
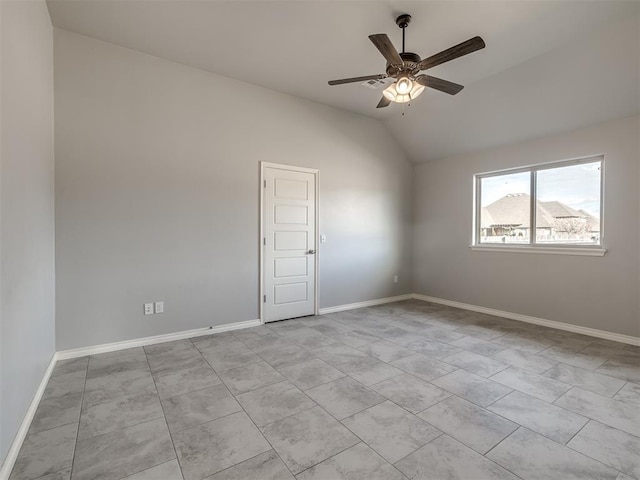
[472, 155, 605, 254]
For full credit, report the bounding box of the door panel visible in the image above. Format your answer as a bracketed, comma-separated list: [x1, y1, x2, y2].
[263, 166, 316, 322]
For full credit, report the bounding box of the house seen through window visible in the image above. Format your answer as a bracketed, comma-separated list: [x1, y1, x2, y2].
[475, 157, 603, 246]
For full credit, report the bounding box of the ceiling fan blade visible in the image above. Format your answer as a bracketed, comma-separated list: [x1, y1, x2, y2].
[417, 75, 464, 95]
[369, 34, 403, 66]
[376, 96, 391, 108]
[328, 74, 387, 86]
[418, 36, 486, 70]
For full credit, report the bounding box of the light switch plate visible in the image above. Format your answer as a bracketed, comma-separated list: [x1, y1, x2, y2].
[144, 303, 154, 315]
[320, 234, 327, 243]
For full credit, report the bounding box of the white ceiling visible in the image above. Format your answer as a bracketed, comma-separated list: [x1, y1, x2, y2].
[47, 0, 640, 162]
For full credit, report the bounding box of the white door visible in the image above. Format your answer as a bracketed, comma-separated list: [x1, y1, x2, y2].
[262, 164, 317, 322]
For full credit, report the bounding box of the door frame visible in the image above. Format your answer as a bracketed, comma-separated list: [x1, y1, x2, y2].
[259, 161, 320, 324]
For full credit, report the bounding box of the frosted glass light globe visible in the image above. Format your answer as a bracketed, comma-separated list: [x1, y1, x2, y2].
[395, 77, 413, 94]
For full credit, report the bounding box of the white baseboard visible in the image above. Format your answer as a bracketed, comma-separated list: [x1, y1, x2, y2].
[0, 353, 58, 480]
[56, 319, 263, 360]
[318, 294, 414, 315]
[413, 294, 640, 346]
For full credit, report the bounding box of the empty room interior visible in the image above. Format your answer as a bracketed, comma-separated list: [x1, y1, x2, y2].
[1, 1, 640, 479]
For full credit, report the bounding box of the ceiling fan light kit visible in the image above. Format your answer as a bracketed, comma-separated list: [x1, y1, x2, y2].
[382, 77, 425, 103]
[328, 14, 485, 109]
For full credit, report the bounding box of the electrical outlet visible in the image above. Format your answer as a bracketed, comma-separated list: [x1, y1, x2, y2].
[393, 275, 399, 284]
[155, 301, 164, 314]
[144, 303, 154, 315]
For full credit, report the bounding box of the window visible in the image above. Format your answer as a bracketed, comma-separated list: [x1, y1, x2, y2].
[474, 156, 603, 250]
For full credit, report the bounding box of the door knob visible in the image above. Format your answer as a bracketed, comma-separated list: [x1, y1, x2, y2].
[307, 249, 316, 254]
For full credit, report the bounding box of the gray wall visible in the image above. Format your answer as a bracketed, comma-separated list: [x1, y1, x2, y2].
[413, 115, 640, 337]
[54, 29, 413, 351]
[0, 1, 55, 463]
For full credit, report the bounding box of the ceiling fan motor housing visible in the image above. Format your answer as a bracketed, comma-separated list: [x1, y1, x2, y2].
[387, 52, 421, 77]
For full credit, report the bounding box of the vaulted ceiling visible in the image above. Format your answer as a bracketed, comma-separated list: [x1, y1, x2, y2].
[47, 0, 640, 162]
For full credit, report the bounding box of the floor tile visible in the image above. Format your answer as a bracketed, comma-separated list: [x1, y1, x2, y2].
[261, 406, 359, 475]
[199, 345, 262, 372]
[153, 363, 222, 399]
[486, 427, 619, 480]
[29, 391, 83, 434]
[567, 420, 640, 478]
[422, 326, 467, 343]
[432, 370, 512, 407]
[338, 356, 402, 386]
[492, 348, 558, 374]
[31, 468, 71, 480]
[554, 388, 640, 437]
[491, 334, 551, 354]
[218, 361, 285, 394]
[72, 418, 175, 480]
[296, 443, 404, 480]
[305, 377, 385, 420]
[540, 346, 607, 370]
[488, 390, 588, 444]
[162, 384, 241, 433]
[277, 358, 345, 390]
[235, 381, 316, 427]
[144, 339, 196, 357]
[406, 339, 462, 359]
[147, 351, 209, 378]
[342, 401, 440, 463]
[42, 370, 86, 400]
[371, 373, 450, 414]
[288, 330, 339, 350]
[83, 369, 156, 406]
[330, 330, 380, 348]
[257, 344, 311, 368]
[204, 450, 294, 480]
[87, 348, 149, 380]
[442, 351, 508, 378]
[455, 325, 506, 342]
[617, 473, 636, 480]
[391, 354, 455, 382]
[544, 363, 625, 397]
[596, 360, 640, 384]
[396, 434, 518, 480]
[310, 343, 369, 367]
[173, 412, 271, 480]
[614, 382, 640, 404]
[9, 424, 77, 480]
[191, 333, 239, 351]
[419, 396, 517, 454]
[238, 333, 293, 352]
[490, 367, 571, 402]
[124, 460, 183, 480]
[78, 388, 163, 440]
[358, 341, 413, 363]
[384, 329, 427, 347]
[52, 357, 89, 377]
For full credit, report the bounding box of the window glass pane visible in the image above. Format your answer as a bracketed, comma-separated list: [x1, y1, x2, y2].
[479, 171, 531, 244]
[535, 161, 601, 245]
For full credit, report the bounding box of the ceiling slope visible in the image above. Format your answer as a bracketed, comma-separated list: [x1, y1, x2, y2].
[47, 0, 640, 162]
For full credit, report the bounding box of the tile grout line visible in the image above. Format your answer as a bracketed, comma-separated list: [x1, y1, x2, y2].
[191, 333, 300, 479]
[142, 346, 187, 480]
[68, 357, 90, 478]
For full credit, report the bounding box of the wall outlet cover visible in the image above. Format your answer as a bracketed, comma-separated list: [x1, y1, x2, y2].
[155, 301, 164, 314]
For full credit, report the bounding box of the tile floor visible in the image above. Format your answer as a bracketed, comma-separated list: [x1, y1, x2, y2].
[9, 300, 640, 480]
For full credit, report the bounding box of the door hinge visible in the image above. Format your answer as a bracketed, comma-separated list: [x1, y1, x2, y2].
[263, 237, 266, 246]
[263, 295, 266, 303]
[263, 180, 266, 188]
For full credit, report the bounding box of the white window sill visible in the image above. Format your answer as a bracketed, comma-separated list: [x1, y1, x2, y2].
[469, 245, 607, 256]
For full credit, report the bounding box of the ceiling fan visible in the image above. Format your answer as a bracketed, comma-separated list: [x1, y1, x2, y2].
[328, 14, 485, 108]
